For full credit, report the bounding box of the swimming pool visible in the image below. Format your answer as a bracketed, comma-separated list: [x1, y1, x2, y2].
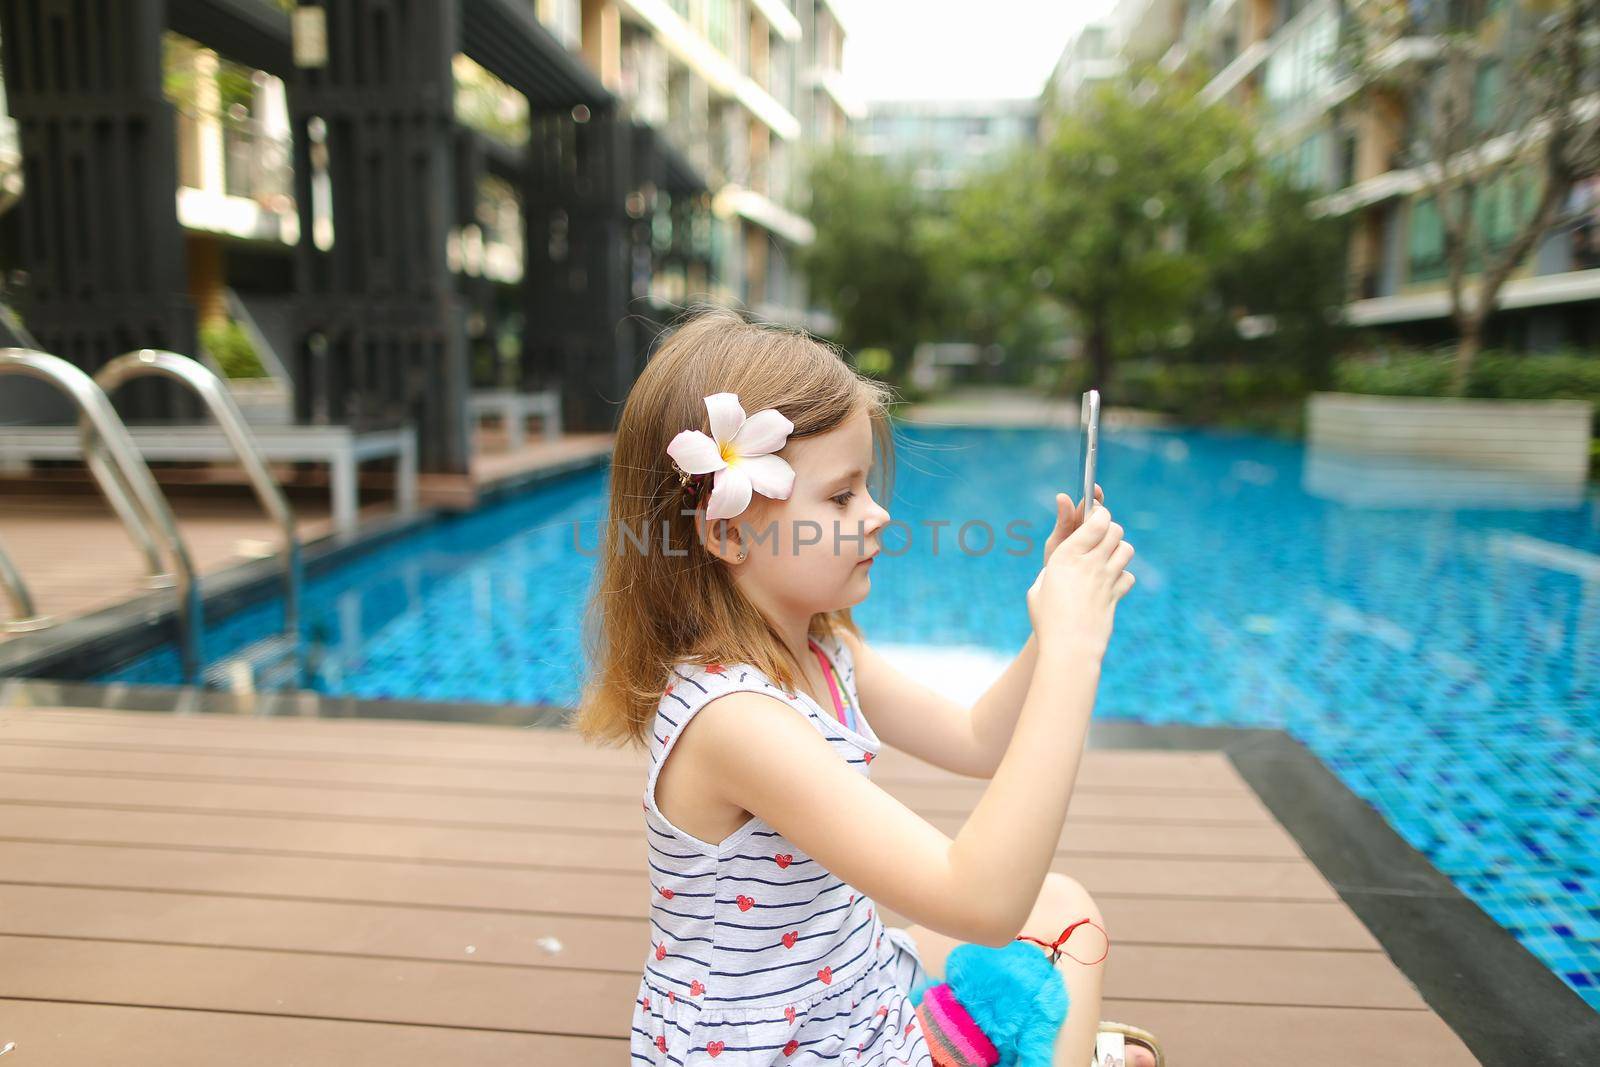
[96, 422, 1600, 1010]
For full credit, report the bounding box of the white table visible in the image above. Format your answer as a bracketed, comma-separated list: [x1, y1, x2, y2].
[469, 389, 562, 450]
[0, 423, 418, 537]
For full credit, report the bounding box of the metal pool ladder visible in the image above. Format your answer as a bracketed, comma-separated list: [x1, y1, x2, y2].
[91, 349, 306, 692]
[0, 532, 50, 632]
[0, 347, 204, 675]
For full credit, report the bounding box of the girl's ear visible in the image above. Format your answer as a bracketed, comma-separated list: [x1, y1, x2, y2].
[692, 511, 748, 565]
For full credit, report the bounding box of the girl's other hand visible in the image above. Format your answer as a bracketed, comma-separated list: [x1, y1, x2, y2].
[1026, 503, 1134, 661]
[1041, 483, 1104, 568]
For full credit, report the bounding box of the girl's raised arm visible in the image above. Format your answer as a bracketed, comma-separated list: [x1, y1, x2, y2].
[691, 505, 1133, 945]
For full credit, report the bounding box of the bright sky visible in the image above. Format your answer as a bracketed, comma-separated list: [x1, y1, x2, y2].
[842, 0, 1120, 102]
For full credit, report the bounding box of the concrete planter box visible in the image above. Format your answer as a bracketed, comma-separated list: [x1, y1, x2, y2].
[224, 376, 293, 425]
[1306, 391, 1593, 484]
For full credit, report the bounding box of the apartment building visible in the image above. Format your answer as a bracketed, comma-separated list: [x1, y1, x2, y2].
[0, 1, 857, 470]
[1041, 22, 1125, 129]
[857, 98, 1040, 194]
[1071, 0, 1598, 348]
[574, 0, 853, 328]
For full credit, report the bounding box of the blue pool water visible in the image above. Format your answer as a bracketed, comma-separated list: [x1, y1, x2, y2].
[98, 423, 1600, 1009]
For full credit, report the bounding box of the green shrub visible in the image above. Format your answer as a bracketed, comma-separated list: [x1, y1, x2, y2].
[200, 319, 267, 379]
[1110, 359, 1308, 429]
[1333, 346, 1600, 402]
[1470, 350, 1600, 401]
[1332, 350, 1455, 396]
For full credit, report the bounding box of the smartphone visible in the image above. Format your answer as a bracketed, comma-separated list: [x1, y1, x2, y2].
[1079, 389, 1100, 519]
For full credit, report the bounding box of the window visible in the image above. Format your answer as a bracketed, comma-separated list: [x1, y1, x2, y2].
[707, 0, 729, 55]
[1472, 60, 1502, 133]
[1408, 196, 1447, 282]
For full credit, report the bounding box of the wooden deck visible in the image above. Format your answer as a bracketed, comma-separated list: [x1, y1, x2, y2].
[0, 705, 1480, 1065]
[0, 429, 611, 643]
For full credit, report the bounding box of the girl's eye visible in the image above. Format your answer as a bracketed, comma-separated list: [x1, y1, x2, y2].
[831, 490, 854, 508]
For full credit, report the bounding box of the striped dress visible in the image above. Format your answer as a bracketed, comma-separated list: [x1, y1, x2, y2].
[631, 630, 935, 1066]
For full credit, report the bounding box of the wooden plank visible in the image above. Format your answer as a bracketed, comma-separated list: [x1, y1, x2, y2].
[0, 839, 1340, 905]
[0, 935, 1424, 1020]
[1103, 943, 1428, 1009]
[0, 798, 1309, 863]
[0, 789, 1294, 858]
[0, 741, 1269, 804]
[0, 999, 625, 1067]
[0, 935, 633, 1039]
[0, 730, 1252, 794]
[0, 755, 1282, 821]
[0, 883, 1381, 959]
[1099, 1000, 1479, 1067]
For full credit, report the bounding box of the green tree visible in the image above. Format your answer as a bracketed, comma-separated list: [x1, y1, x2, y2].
[1024, 69, 1257, 396]
[799, 143, 949, 382]
[939, 150, 1064, 381]
[1197, 175, 1354, 390]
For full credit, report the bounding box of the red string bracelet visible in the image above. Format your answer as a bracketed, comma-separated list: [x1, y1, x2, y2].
[1015, 917, 1110, 966]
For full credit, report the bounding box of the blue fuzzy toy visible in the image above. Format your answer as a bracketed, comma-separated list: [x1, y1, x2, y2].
[909, 941, 1069, 1067]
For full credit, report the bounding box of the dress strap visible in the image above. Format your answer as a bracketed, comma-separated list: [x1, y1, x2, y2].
[808, 638, 852, 730]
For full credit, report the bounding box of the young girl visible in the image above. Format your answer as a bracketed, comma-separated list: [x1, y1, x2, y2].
[576, 309, 1156, 1066]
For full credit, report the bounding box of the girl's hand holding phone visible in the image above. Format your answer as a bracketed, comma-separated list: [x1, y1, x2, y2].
[1026, 502, 1135, 662]
[1040, 483, 1104, 569]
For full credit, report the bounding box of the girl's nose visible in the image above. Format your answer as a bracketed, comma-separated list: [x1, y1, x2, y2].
[864, 496, 891, 533]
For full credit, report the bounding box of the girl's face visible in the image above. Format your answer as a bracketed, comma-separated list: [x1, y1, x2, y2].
[732, 408, 890, 616]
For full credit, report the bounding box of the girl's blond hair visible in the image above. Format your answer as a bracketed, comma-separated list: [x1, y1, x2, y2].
[574, 306, 895, 750]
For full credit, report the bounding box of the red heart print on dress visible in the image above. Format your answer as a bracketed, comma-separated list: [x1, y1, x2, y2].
[785, 1005, 796, 1024]
[867, 907, 873, 919]
[655, 942, 666, 960]
[783, 1039, 799, 1056]
[736, 895, 755, 911]
[668, 990, 676, 1003]
[817, 966, 832, 984]
[664, 683, 675, 695]
[781, 931, 798, 948]
[706, 663, 727, 674]
[875, 1006, 889, 1018]
[642, 996, 651, 1010]
[690, 979, 705, 996]
[848, 894, 855, 904]
[656, 1036, 668, 1053]
[863, 752, 874, 763]
[659, 886, 674, 899]
[774, 853, 793, 868]
[905, 1021, 916, 1035]
[707, 1041, 724, 1057]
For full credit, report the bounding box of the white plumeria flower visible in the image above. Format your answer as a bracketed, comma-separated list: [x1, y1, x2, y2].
[667, 391, 796, 520]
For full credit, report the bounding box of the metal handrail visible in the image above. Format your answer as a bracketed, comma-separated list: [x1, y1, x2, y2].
[89, 350, 303, 677]
[0, 533, 50, 632]
[0, 348, 204, 678]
